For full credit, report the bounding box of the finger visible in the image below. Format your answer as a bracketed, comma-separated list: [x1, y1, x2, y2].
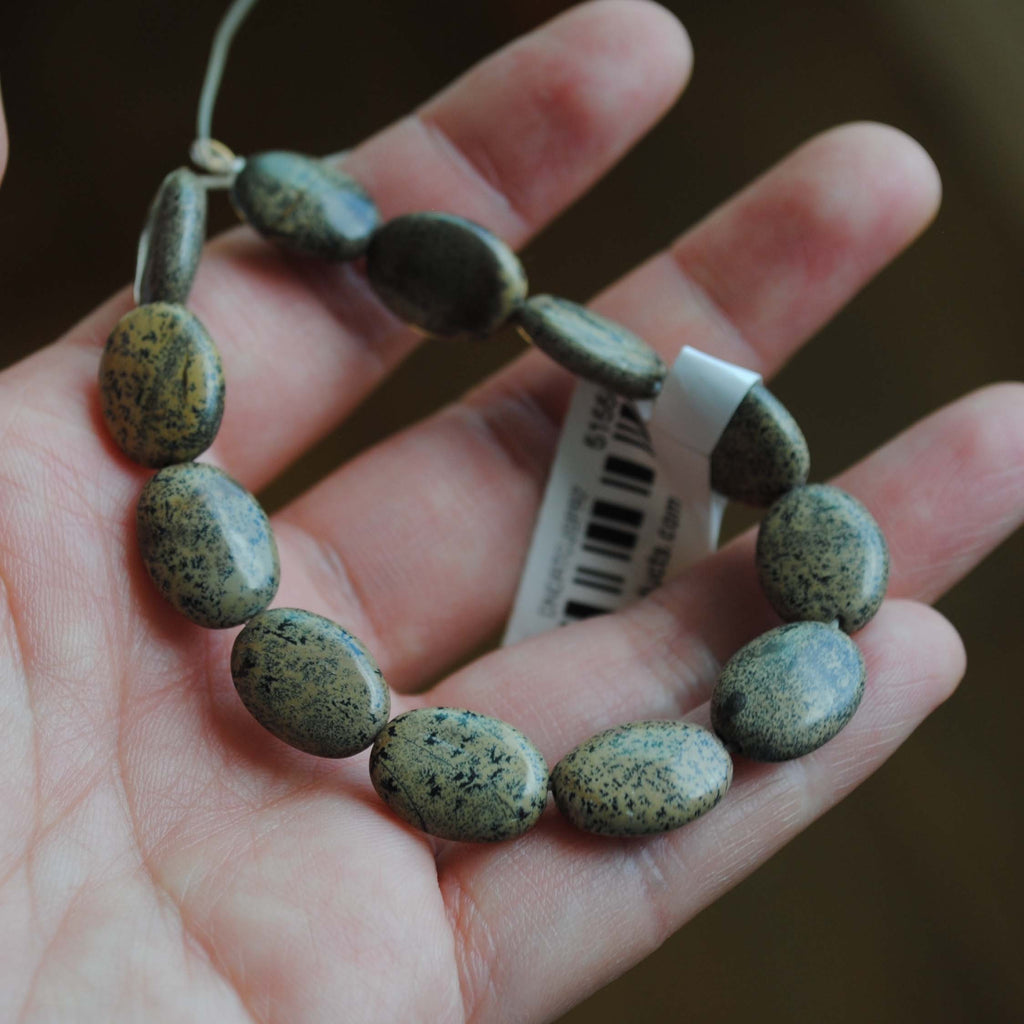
[3, 0, 692, 489]
[428, 384, 1024, 1013]
[278, 122, 942, 689]
[433, 382, 1024, 734]
[438, 600, 966, 1024]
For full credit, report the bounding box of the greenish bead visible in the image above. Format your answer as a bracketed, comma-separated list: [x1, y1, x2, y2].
[756, 484, 889, 633]
[137, 463, 280, 629]
[231, 151, 379, 260]
[99, 303, 225, 468]
[369, 708, 548, 842]
[366, 212, 527, 338]
[710, 384, 810, 506]
[711, 621, 866, 761]
[512, 295, 667, 399]
[137, 167, 207, 305]
[550, 721, 732, 836]
[232, 609, 390, 758]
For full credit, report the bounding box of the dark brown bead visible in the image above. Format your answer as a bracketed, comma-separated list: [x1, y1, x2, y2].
[232, 151, 379, 260]
[137, 167, 207, 305]
[756, 484, 889, 632]
[710, 384, 810, 506]
[366, 213, 527, 338]
[512, 296, 666, 399]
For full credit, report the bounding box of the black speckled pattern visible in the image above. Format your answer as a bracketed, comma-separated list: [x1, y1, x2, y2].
[550, 721, 732, 837]
[99, 303, 225, 468]
[231, 151, 379, 260]
[711, 621, 866, 761]
[138, 167, 207, 305]
[369, 708, 548, 842]
[757, 484, 889, 633]
[512, 295, 667, 399]
[710, 384, 810, 506]
[366, 212, 527, 338]
[136, 463, 279, 629]
[231, 608, 390, 758]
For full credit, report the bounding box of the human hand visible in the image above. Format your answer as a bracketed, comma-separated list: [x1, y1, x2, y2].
[1, 3, 1021, 1021]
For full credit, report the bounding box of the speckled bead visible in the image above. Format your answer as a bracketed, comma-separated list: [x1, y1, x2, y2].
[369, 708, 548, 842]
[231, 151, 379, 260]
[136, 462, 280, 629]
[231, 608, 390, 758]
[137, 167, 207, 305]
[756, 484, 889, 633]
[512, 295, 667, 399]
[99, 303, 225, 468]
[710, 384, 810, 506]
[366, 212, 527, 338]
[550, 721, 732, 836]
[711, 621, 866, 761]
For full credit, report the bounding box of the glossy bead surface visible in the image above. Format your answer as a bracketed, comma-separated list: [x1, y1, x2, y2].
[756, 484, 889, 633]
[137, 167, 207, 305]
[512, 295, 667, 399]
[231, 151, 379, 260]
[232, 609, 390, 758]
[711, 621, 866, 761]
[710, 384, 810, 506]
[100, 303, 225, 468]
[366, 212, 527, 338]
[369, 708, 548, 842]
[551, 720, 732, 836]
[137, 463, 279, 629]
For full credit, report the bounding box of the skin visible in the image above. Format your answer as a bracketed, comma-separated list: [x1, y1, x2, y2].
[0, 3, 1021, 1021]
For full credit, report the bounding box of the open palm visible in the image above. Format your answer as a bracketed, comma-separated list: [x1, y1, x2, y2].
[1, 3, 1021, 1021]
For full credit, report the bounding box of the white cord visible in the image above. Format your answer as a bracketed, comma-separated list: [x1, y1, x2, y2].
[191, 0, 262, 174]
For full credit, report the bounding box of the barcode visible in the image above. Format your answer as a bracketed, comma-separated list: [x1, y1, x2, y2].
[561, 401, 657, 624]
[612, 403, 654, 455]
[506, 348, 755, 647]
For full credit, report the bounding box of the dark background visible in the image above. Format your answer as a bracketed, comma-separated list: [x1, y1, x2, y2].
[1, 1, 1021, 1021]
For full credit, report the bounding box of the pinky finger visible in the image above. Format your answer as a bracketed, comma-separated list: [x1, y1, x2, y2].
[439, 599, 965, 1024]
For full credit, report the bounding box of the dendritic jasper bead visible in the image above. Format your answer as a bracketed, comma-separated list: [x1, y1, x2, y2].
[757, 484, 889, 633]
[137, 167, 207, 305]
[366, 213, 527, 338]
[99, 303, 225, 468]
[231, 609, 390, 757]
[231, 151, 379, 260]
[512, 296, 667, 399]
[369, 708, 548, 842]
[711, 621, 866, 761]
[137, 463, 280, 629]
[550, 721, 732, 837]
[710, 384, 810, 506]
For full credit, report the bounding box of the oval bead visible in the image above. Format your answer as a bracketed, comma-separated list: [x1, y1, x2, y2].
[512, 296, 667, 399]
[137, 167, 207, 305]
[711, 621, 866, 761]
[231, 151, 379, 260]
[231, 609, 390, 758]
[710, 384, 810, 506]
[756, 484, 889, 633]
[100, 303, 225, 468]
[369, 708, 548, 842]
[137, 463, 280, 629]
[550, 721, 732, 837]
[366, 213, 527, 338]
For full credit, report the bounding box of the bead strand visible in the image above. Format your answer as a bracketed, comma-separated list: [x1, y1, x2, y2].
[96, 148, 888, 842]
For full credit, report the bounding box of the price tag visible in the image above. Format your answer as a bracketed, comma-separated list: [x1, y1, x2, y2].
[503, 347, 760, 646]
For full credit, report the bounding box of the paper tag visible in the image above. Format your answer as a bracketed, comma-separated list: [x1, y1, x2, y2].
[502, 347, 760, 646]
